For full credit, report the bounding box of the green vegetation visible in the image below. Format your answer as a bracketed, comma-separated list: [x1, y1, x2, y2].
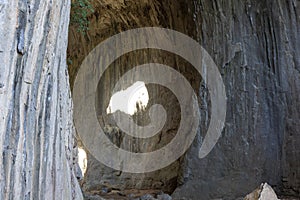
[70, 0, 94, 34]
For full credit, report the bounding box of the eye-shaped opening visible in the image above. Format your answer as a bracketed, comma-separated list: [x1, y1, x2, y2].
[106, 81, 149, 115]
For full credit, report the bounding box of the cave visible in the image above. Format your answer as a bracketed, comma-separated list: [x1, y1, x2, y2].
[67, 0, 300, 199]
[73, 48, 204, 198]
[0, 0, 299, 199]
[68, 1, 206, 199]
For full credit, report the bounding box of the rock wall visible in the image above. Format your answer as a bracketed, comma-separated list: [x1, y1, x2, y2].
[0, 0, 82, 199]
[173, 0, 300, 199]
[68, 0, 300, 199]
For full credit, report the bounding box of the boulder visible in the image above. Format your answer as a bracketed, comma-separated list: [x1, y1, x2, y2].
[244, 183, 279, 200]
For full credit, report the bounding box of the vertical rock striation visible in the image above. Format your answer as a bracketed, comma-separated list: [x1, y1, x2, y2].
[68, 0, 299, 199]
[0, 0, 82, 199]
[173, 0, 300, 199]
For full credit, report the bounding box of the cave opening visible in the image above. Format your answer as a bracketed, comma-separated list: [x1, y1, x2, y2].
[70, 49, 203, 199]
[67, 0, 203, 199]
[106, 81, 149, 116]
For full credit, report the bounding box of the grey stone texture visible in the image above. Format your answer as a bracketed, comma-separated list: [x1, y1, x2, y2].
[0, 0, 82, 199]
[67, 0, 300, 199]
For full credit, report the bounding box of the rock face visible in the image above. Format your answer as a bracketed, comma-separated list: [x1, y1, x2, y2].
[172, 1, 300, 199]
[68, 0, 300, 199]
[0, 0, 82, 199]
